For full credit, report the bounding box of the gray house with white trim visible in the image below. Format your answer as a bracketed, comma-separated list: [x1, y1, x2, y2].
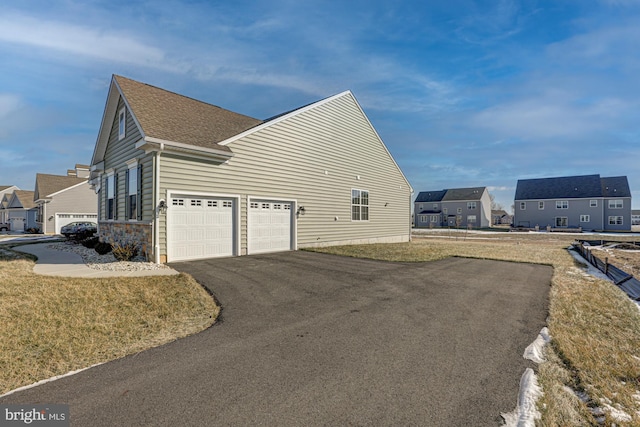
[90, 75, 413, 263]
[513, 174, 631, 231]
[34, 165, 98, 234]
[414, 187, 491, 228]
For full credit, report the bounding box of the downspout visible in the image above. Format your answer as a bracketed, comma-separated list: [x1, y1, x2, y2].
[154, 151, 161, 264]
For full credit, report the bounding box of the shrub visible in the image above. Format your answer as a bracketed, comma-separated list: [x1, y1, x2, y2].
[81, 237, 99, 249]
[112, 243, 138, 262]
[25, 227, 41, 234]
[94, 242, 112, 255]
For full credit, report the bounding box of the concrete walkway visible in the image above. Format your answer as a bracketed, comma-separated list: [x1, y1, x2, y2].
[14, 243, 178, 277]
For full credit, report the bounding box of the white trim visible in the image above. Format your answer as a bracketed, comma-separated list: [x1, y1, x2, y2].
[136, 137, 234, 160]
[247, 195, 297, 255]
[166, 190, 241, 262]
[125, 158, 139, 168]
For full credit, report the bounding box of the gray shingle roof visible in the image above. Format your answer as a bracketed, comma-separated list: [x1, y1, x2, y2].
[415, 190, 447, 203]
[442, 187, 485, 201]
[12, 190, 36, 209]
[515, 174, 631, 200]
[115, 75, 263, 151]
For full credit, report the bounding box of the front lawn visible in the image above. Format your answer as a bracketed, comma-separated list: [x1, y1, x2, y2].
[0, 246, 218, 395]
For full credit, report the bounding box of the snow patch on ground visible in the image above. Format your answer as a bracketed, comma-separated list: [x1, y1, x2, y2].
[501, 368, 543, 427]
[523, 327, 550, 364]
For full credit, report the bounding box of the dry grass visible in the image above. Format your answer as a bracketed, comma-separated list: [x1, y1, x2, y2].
[309, 232, 640, 426]
[0, 247, 218, 395]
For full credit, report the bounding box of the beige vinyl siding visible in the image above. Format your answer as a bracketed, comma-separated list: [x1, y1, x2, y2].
[158, 93, 411, 256]
[101, 97, 154, 223]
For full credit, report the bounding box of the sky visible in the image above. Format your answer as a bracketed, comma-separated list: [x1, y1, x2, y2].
[1, 0, 639, 212]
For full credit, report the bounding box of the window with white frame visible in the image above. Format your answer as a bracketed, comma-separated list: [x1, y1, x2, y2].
[580, 215, 590, 222]
[608, 200, 623, 209]
[539, 201, 544, 210]
[467, 215, 477, 223]
[433, 204, 438, 209]
[443, 208, 448, 215]
[106, 173, 114, 220]
[467, 202, 476, 209]
[419, 215, 427, 223]
[351, 189, 369, 221]
[590, 200, 598, 207]
[126, 162, 141, 220]
[555, 217, 568, 227]
[609, 216, 623, 225]
[520, 202, 526, 210]
[118, 108, 126, 140]
[457, 207, 462, 214]
[431, 215, 439, 222]
[556, 201, 568, 209]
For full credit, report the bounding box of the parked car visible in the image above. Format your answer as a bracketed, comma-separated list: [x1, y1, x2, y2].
[0, 222, 9, 232]
[61, 222, 97, 239]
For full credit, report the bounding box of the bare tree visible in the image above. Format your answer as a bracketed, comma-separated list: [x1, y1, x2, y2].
[489, 193, 503, 211]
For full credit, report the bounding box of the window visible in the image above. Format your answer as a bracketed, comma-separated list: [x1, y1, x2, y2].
[351, 189, 369, 221]
[172, 198, 184, 206]
[520, 202, 526, 210]
[443, 208, 448, 215]
[467, 202, 476, 209]
[262, 203, 270, 209]
[191, 199, 202, 207]
[125, 163, 141, 220]
[118, 108, 126, 140]
[106, 174, 114, 220]
[608, 200, 623, 209]
[609, 216, 623, 225]
[555, 217, 568, 227]
[419, 215, 427, 223]
[433, 204, 438, 210]
[538, 201, 544, 210]
[223, 201, 232, 208]
[207, 200, 218, 208]
[431, 215, 439, 222]
[556, 201, 568, 209]
[274, 204, 282, 210]
[590, 200, 598, 207]
[284, 204, 291, 210]
[580, 215, 590, 222]
[467, 215, 477, 223]
[457, 207, 462, 214]
[250, 202, 259, 209]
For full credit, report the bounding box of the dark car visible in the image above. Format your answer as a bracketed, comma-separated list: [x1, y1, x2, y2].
[61, 222, 97, 239]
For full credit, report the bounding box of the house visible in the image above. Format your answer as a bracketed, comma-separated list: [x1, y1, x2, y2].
[89, 75, 412, 263]
[0, 185, 20, 225]
[34, 165, 98, 234]
[492, 209, 512, 226]
[513, 174, 631, 231]
[3, 190, 38, 231]
[632, 210, 640, 226]
[414, 187, 491, 228]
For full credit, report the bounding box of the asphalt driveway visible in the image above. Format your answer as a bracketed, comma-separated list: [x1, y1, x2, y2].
[1, 251, 551, 426]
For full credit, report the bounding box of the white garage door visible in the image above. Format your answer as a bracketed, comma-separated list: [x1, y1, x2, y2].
[168, 195, 235, 262]
[248, 200, 292, 254]
[55, 213, 98, 234]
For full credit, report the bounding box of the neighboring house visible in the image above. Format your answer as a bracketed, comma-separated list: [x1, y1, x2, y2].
[34, 165, 98, 234]
[414, 187, 491, 228]
[513, 174, 631, 231]
[632, 210, 640, 226]
[89, 75, 413, 263]
[0, 185, 20, 224]
[492, 210, 512, 226]
[4, 190, 38, 231]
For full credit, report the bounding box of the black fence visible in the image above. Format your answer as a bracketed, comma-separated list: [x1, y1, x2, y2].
[572, 242, 640, 301]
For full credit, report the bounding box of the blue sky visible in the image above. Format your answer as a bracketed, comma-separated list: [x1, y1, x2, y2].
[1, 0, 639, 211]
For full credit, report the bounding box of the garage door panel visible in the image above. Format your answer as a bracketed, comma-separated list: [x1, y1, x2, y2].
[168, 196, 235, 262]
[248, 200, 292, 254]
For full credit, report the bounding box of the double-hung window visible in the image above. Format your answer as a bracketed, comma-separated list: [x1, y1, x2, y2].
[608, 200, 623, 209]
[126, 161, 142, 220]
[556, 201, 568, 209]
[106, 173, 115, 220]
[609, 216, 623, 225]
[351, 189, 369, 221]
[538, 201, 544, 210]
[467, 202, 476, 210]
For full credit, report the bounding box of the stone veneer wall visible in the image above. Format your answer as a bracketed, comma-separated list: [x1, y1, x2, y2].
[99, 222, 153, 261]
